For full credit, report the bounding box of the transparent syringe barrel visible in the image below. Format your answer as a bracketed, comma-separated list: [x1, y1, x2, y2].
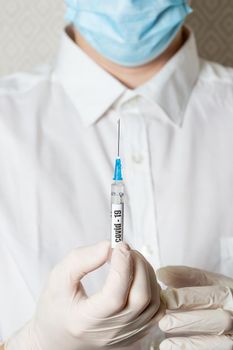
[111, 181, 124, 248]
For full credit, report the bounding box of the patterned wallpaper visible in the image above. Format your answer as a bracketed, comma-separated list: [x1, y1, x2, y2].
[187, 0, 233, 67]
[0, 0, 65, 77]
[0, 0, 233, 77]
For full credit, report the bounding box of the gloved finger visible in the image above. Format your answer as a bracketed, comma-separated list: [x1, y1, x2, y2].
[114, 255, 165, 347]
[85, 242, 133, 317]
[102, 250, 153, 325]
[107, 252, 163, 343]
[160, 335, 233, 350]
[136, 250, 161, 309]
[144, 256, 163, 321]
[162, 285, 233, 311]
[159, 309, 233, 335]
[124, 251, 162, 323]
[128, 258, 165, 342]
[49, 240, 111, 291]
[157, 266, 233, 288]
[125, 251, 153, 317]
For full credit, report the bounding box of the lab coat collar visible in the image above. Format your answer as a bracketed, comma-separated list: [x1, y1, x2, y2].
[52, 26, 199, 128]
[136, 28, 200, 127]
[52, 26, 126, 127]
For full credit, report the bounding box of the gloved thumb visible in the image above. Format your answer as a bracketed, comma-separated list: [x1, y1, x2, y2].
[157, 266, 233, 288]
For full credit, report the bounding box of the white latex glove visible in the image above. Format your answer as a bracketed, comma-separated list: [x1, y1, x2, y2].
[157, 266, 233, 350]
[5, 241, 164, 350]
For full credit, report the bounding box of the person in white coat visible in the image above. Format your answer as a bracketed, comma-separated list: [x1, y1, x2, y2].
[0, 0, 233, 349]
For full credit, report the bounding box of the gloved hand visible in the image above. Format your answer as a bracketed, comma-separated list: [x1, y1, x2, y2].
[5, 241, 164, 350]
[157, 266, 233, 350]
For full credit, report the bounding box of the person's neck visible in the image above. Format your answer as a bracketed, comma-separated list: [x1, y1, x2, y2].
[73, 27, 187, 89]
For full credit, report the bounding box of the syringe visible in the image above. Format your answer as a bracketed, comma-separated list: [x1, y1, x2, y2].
[111, 119, 124, 248]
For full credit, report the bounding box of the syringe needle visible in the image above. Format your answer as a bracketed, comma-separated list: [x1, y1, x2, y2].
[117, 119, 120, 158]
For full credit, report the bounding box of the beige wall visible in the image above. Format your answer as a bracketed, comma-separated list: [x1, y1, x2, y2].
[0, 0, 233, 77]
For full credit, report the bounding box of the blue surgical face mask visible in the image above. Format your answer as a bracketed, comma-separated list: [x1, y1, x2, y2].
[65, 0, 192, 67]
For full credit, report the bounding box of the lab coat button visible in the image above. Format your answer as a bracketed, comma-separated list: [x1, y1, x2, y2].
[132, 154, 144, 164]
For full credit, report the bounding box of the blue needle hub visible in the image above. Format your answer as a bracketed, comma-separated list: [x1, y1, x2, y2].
[113, 157, 123, 181]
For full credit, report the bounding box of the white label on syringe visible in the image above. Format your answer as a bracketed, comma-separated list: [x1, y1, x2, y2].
[111, 203, 124, 248]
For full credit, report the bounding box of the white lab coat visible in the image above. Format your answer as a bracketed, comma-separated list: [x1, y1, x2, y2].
[0, 26, 233, 349]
